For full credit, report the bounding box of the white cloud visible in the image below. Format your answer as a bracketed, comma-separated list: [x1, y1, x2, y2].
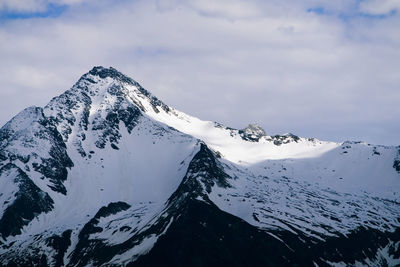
[359, 0, 400, 15]
[185, 0, 263, 19]
[0, 0, 399, 145]
[0, 0, 90, 13]
[0, 0, 47, 12]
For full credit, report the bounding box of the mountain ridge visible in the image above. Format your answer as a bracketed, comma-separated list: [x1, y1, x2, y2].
[0, 66, 399, 266]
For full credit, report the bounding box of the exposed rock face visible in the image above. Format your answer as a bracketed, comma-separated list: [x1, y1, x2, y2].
[239, 124, 266, 142]
[394, 147, 400, 173]
[0, 163, 54, 239]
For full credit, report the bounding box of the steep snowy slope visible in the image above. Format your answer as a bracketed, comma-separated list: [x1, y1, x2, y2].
[143, 101, 340, 164]
[142, 85, 400, 200]
[0, 67, 201, 266]
[0, 66, 399, 266]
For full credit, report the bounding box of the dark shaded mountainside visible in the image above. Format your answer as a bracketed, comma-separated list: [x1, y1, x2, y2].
[0, 67, 399, 266]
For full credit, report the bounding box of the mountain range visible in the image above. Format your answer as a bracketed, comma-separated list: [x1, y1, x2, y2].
[0, 66, 399, 266]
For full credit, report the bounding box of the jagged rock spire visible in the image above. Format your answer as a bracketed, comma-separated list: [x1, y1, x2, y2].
[239, 123, 266, 142]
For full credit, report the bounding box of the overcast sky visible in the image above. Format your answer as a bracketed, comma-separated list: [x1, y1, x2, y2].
[0, 0, 399, 145]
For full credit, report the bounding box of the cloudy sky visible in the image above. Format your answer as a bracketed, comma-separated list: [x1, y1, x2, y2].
[0, 0, 399, 145]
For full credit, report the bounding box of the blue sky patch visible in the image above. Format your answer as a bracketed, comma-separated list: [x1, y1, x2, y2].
[307, 5, 396, 22]
[0, 3, 67, 22]
[307, 7, 327, 15]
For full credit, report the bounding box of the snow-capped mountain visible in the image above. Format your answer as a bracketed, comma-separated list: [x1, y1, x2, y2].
[0, 66, 399, 266]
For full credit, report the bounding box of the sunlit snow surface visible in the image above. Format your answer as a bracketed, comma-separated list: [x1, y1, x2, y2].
[143, 91, 400, 236]
[144, 92, 399, 200]
[0, 67, 399, 265]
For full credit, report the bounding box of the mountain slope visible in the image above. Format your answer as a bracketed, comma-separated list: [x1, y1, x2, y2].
[0, 66, 399, 266]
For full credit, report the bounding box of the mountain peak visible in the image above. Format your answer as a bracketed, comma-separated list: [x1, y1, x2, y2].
[239, 123, 266, 142]
[80, 66, 168, 114]
[87, 66, 135, 85]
